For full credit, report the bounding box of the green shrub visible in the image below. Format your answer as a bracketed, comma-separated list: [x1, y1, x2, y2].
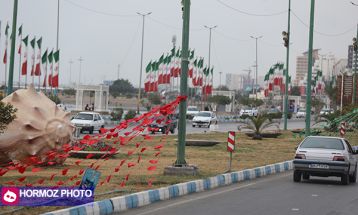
[111, 108, 123, 121]
[0, 102, 17, 133]
[125, 110, 136, 120]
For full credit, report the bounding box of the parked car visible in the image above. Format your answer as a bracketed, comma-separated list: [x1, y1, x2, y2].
[293, 136, 358, 185]
[319, 108, 334, 116]
[192, 111, 217, 128]
[239, 108, 258, 117]
[148, 115, 177, 134]
[71, 112, 105, 134]
[187, 106, 200, 119]
[296, 109, 306, 118]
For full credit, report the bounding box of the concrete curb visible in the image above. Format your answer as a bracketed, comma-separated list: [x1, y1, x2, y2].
[44, 160, 293, 215]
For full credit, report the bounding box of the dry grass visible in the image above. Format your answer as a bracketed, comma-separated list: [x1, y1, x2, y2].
[1, 130, 357, 215]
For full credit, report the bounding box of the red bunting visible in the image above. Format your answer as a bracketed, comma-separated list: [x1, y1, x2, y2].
[127, 150, 134, 156]
[127, 162, 136, 168]
[119, 159, 126, 166]
[114, 167, 120, 172]
[37, 179, 45, 184]
[50, 174, 56, 181]
[18, 176, 26, 182]
[78, 169, 85, 175]
[31, 167, 42, 173]
[72, 146, 82, 151]
[154, 144, 163, 150]
[106, 175, 112, 183]
[120, 181, 126, 187]
[83, 134, 91, 140]
[136, 143, 141, 148]
[6, 181, 15, 185]
[149, 160, 158, 164]
[147, 166, 156, 171]
[57, 181, 64, 186]
[125, 174, 129, 181]
[62, 168, 69, 176]
[86, 153, 94, 159]
[137, 155, 142, 163]
[140, 147, 147, 153]
[75, 160, 82, 165]
[155, 152, 161, 157]
[18, 165, 27, 174]
[75, 180, 81, 186]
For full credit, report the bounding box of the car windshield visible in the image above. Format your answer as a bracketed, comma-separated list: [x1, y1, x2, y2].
[300, 137, 344, 150]
[188, 107, 198, 111]
[197, 112, 211, 117]
[74, 113, 93, 120]
[299, 109, 306, 112]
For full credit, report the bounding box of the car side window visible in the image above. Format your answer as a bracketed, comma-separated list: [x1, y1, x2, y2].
[345, 140, 353, 154]
[98, 115, 102, 120]
[94, 114, 98, 121]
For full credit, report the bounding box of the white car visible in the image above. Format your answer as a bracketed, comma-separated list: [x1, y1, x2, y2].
[293, 136, 358, 185]
[296, 109, 306, 118]
[187, 106, 200, 119]
[320, 108, 334, 116]
[71, 112, 105, 134]
[192, 111, 217, 128]
[239, 108, 258, 117]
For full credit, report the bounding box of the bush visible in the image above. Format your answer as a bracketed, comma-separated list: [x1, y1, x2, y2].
[125, 110, 136, 120]
[47, 94, 61, 104]
[267, 112, 283, 119]
[0, 102, 17, 133]
[111, 108, 123, 121]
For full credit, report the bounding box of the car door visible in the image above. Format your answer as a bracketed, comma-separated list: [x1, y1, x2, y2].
[93, 114, 99, 130]
[344, 140, 357, 174]
[98, 114, 104, 128]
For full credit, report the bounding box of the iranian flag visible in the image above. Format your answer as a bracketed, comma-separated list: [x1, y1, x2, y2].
[157, 55, 164, 85]
[21, 35, 29, 75]
[47, 50, 53, 87]
[17, 25, 22, 54]
[34, 37, 42, 76]
[164, 55, 171, 84]
[197, 59, 204, 87]
[3, 23, 9, 64]
[41, 49, 48, 87]
[30, 37, 36, 76]
[150, 61, 158, 92]
[52, 50, 60, 87]
[192, 59, 198, 86]
[144, 61, 151, 92]
[188, 50, 194, 78]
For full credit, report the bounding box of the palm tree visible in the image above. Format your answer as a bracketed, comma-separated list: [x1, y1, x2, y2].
[238, 115, 280, 140]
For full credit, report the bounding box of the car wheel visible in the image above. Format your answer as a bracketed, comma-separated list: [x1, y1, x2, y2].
[208, 122, 211, 128]
[341, 173, 350, 185]
[170, 128, 175, 134]
[198, 125, 201, 128]
[89, 127, 94, 134]
[151, 131, 155, 134]
[349, 165, 357, 183]
[302, 173, 310, 180]
[162, 128, 166, 134]
[293, 170, 301, 182]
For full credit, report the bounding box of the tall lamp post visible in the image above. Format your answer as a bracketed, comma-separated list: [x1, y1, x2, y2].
[69, 59, 73, 86]
[6, 0, 18, 95]
[352, 26, 357, 104]
[78, 57, 83, 85]
[204, 25, 217, 90]
[305, 0, 316, 137]
[250, 35, 262, 100]
[283, 0, 291, 130]
[136, 12, 151, 114]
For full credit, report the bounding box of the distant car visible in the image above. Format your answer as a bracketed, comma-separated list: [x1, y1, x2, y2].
[293, 136, 358, 185]
[187, 106, 200, 119]
[71, 112, 105, 134]
[320, 108, 334, 116]
[148, 115, 177, 134]
[192, 111, 217, 128]
[296, 109, 306, 118]
[239, 108, 258, 117]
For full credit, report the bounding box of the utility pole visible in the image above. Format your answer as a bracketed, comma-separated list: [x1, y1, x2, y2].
[78, 57, 83, 85]
[136, 12, 151, 114]
[283, 0, 291, 130]
[305, 0, 316, 137]
[219, 71, 222, 90]
[250, 35, 262, 100]
[204, 25, 217, 91]
[176, 0, 191, 166]
[69, 59, 73, 86]
[117, 64, 120, 80]
[7, 0, 18, 95]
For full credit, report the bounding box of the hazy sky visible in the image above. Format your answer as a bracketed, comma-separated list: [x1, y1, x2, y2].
[0, 0, 357, 87]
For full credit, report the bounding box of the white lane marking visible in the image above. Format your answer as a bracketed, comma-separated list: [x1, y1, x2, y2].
[133, 173, 292, 215]
[291, 208, 300, 211]
[312, 194, 318, 197]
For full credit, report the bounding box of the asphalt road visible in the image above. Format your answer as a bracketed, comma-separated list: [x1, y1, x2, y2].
[119, 171, 358, 215]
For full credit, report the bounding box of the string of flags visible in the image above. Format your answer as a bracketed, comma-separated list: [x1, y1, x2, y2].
[1, 21, 60, 90]
[144, 47, 214, 95]
[263, 63, 290, 97]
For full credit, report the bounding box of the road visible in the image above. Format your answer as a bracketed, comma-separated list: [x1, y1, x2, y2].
[119, 172, 358, 215]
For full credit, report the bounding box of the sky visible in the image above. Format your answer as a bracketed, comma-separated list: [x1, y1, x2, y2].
[0, 0, 357, 88]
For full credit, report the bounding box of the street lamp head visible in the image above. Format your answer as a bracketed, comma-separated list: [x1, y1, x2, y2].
[282, 31, 287, 36]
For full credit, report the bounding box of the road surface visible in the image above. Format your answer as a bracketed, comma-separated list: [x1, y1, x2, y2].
[119, 171, 358, 215]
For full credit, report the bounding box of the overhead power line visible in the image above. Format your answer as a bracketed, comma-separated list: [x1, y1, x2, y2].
[291, 10, 356, 37]
[216, 0, 287, 17]
[63, 0, 136, 17]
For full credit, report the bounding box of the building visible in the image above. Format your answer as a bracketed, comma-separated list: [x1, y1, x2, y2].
[225, 73, 246, 90]
[294, 49, 320, 86]
[336, 74, 358, 107]
[333, 59, 348, 77]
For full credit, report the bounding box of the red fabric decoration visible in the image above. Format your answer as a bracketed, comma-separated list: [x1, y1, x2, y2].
[62, 168, 69, 176]
[31, 167, 42, 173]
[18, 176, 26, 182]
[50, 174, 56, 181]
[147, 166, 157, 171]
[86, 153, 94, 159]
[127, 162, 136, 168]
[149, 160, 158, 164]
[154, 144, 163, 150]
[37, 179, 45, 184]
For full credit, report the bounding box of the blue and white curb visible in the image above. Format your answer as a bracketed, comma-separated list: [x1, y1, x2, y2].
[44, 160, 293, 215]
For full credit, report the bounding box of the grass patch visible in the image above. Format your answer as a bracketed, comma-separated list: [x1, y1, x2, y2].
[1, 130, 357, 214]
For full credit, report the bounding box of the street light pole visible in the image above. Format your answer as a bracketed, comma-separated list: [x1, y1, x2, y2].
[69, 59, 73, 86]
[204, 25, 217, 90]
[136, 12, 151, 114]
[250, 35, 263, 100]
[117, 64, 120, 80]
[305, 0, 316, 137]
[283, 0, 291, 131]
[7, 0, 18, 95]
[78, 57, 83, 85]
[176, 0, 191, 166]
[340, 70, 345, 111]
[353, 24, 358, 104]
[219, 71, 222, 90]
